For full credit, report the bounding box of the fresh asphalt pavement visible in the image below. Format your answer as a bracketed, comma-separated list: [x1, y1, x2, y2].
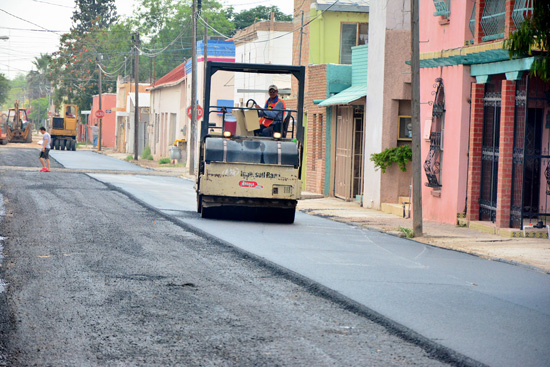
[55, 151, 550, 367]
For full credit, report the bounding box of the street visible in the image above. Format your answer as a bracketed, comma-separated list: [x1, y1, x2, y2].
[0, 146, 451, 366]
[1, 146, 550, 367]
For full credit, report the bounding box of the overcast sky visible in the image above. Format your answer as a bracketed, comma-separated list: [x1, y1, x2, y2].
[0, 0, 295, 80]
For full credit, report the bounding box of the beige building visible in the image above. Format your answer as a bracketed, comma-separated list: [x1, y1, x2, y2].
[148, 63, 186, 161]
[115, 76, 150, 154]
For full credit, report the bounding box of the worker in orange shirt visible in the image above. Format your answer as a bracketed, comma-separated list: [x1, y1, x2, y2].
[254, 84, 286, 137]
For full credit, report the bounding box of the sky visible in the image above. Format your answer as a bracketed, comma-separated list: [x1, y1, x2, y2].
[0, 0, 295, 80]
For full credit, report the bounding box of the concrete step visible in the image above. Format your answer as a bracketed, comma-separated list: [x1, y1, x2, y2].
[398, 196, 410, 205]
[381, 202, 408, 218]
[458, 219, 550, 238]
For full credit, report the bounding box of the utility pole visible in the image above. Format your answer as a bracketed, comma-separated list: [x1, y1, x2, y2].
[298, 10, 304, 65]
[189, 0, 198, 174]
[133, 32, 140, 161]
[411, 0, 423, 236]
[97, 56, 103, 152]
[203, 16, 208, 107]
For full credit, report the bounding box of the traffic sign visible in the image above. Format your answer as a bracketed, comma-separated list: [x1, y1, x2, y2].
[95, 110, 105, 118]
[186, 105, 204, 120]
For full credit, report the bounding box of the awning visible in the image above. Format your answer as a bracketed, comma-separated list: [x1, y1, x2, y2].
[412, 41, 511, 69]
[318, 84, 367, 107]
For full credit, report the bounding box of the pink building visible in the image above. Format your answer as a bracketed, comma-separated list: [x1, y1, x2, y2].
[419, 1, 548, 234]
[90, 93, 117, 148]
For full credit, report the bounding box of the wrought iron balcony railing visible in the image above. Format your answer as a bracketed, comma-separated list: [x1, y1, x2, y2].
[424, 132, 442, 188]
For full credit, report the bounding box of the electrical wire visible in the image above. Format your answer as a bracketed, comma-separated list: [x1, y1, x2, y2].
[197, 0, 339, 45]
[97, 59, 126, 77]
[31, 0, 74, 8]
[0, 9, 63, 34]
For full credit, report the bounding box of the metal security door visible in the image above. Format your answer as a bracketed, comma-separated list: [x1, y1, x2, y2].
[479, 85, 501, 222]
[335, 107, 353, 199]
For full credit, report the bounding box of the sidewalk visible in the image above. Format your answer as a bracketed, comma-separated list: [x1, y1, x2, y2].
[93, 147, 550, 274]
[298, 194, 550, 274]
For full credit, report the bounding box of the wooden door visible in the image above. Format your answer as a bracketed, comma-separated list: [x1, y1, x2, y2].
[335, 107, 353, 199]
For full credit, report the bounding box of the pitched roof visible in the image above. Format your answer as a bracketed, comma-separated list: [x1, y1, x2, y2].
[149, 62, 186, 89]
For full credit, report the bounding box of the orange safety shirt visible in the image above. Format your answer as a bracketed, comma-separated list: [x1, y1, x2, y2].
[259, 97, 286, 127]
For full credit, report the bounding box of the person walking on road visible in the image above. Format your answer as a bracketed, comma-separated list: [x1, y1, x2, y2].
[39, 126, 51, 172]
[90, 123, 99, 148]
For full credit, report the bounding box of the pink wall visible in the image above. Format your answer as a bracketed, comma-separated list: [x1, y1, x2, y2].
[91, 94, 117, 148]
[418, 1, 477, 224]
[420, 66, 473, 224]
[419, 1, 476, 54]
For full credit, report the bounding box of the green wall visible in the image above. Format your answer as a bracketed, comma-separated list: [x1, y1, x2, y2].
[309, 10, 370, 65]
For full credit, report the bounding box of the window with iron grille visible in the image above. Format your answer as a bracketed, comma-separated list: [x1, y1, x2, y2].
[432, 0, 451, 18]
[480, 0, 506, 41]
[512, 0, 534, 30]
[424, 78, 445, 188]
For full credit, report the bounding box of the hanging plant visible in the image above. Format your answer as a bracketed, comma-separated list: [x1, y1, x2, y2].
[370, 145, 412, 173]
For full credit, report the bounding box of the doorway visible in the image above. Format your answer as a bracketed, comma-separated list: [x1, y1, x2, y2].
[334, 106, 364, 200]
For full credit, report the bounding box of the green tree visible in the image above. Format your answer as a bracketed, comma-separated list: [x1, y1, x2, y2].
[50, 17, 134, 113]
[505, 1, 550, 81]
[28, 97, 49, 124]
[4, 75, 27, 110]
[27, 53, 51, 100]
[72, 0, 118, 34]
[130, 0, 234, 79]
[0, 74, 10, 106]
[231, 5, 292, 32]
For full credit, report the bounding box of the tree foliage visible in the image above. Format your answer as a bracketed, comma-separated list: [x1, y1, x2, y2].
[130, 0, 235, 79]
[505, 1, 550, 81]
[27, 54, 51, 101]
[0, 74, 10, 104]
[42, 0, 292, 113]
[0, 74, 10, 106]
[4, 75, 26, 111]
[28, 97, 49, 123]
[49, 17, 134, 113]
[230, 5, 292, 32]
[72, 0, 118, 34]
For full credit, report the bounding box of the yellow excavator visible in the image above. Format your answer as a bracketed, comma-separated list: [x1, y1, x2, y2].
[6, 100, 33, 143]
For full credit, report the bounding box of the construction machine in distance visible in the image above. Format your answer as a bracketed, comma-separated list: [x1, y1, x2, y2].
[196, 61, 305, 223]
[6, 100, 32, 143]
[50, 104, 78, 151]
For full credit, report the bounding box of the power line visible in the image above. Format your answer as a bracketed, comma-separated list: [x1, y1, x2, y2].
[197, 0, 339, 45]
[30, 0, 74, 8]
[0, 9, 63, 34]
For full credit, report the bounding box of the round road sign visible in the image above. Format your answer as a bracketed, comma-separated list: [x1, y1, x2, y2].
[186, 105, 204, 120]
[95, 110, 105, 118]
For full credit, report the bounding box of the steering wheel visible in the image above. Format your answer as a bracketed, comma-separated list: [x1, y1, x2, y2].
[246, 99, 258, 108]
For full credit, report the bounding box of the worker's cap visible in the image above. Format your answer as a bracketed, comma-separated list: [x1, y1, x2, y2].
[268, 85, 278, 92]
